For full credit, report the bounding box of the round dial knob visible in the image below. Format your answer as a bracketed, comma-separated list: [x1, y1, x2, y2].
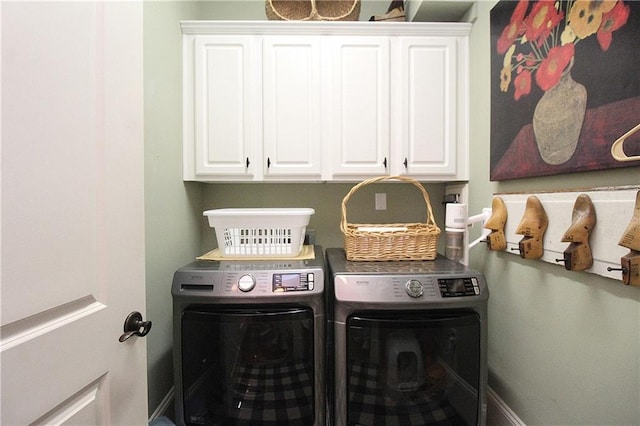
[405, 279, 424, 298]
[238, 274, 256, 292]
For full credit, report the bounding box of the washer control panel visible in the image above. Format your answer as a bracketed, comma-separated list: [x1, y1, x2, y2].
[237, 274, 256, 292]
[405, 279, 424, 298]
[174, 269, 323, 296]
[233, 272, 315, 293]
[172, 248, 324, 297]
[272, 272, 315, 292]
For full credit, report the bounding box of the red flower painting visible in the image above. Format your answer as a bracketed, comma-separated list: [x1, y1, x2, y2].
[490, 0, 640, 180]
[498, 0, 630, 101]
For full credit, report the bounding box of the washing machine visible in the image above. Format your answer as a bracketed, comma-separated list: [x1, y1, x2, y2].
[326, 248, 488, 426]
[172, 247, 325, 426]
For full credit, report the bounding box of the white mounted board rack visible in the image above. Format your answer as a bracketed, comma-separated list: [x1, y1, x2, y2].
[496, 186, 639, 283]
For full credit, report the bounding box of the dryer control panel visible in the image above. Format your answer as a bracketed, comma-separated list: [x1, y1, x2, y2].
[438, 277, 481, 297]
[327, 248, 488, 306]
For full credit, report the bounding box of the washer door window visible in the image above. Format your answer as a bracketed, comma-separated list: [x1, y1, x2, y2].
[346, 311, 480, 426]
[181, 307, 315, 426]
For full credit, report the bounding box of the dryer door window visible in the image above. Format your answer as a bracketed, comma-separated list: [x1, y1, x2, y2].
[346, 311, 480, 426]
[181, 306, 315, 426]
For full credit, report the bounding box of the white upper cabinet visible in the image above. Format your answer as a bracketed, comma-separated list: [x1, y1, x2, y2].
[326, 36, 391, 178]
[182, 22, 470, 182]
[186, 35, 259, 180]
[393, 36, 461, 178]
[263, 36, 323, 179]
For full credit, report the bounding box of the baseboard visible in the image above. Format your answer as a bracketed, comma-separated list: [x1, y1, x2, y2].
[148, 386, 175, 422]
[487, 386, 526, 425]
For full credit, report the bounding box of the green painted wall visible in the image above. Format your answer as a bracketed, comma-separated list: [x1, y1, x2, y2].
[468, 3, 639, 424]
[200, 182, 445, 254]
[144, 1, 202, 417]
[144, 1, 640, 423]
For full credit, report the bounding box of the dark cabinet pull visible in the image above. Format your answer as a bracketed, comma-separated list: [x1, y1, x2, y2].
[383, 157, 387, 168]
[267, 157, 271, 168]
[403, 158, 408, 168]
[245, 157, 250, 168]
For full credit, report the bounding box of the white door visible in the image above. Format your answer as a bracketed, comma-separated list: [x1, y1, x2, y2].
[1, 2, 148, 425]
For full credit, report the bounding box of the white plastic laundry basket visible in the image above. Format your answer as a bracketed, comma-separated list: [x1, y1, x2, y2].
[204, 208, 314, 257]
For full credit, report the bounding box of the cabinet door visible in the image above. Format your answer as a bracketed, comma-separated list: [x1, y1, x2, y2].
[192, 36, 258, 179]
[327, 37, 390, 178]
[263, 36, 322, 180]
[395, 37, 458, 178]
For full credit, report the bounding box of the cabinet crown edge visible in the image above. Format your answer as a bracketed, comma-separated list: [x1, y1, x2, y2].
[180, 20, 471, 37]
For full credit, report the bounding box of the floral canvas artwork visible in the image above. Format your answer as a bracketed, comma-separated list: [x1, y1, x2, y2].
[490, 0, 640, 181]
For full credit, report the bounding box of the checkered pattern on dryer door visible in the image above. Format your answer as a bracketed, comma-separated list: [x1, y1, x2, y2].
[227, 360, 315, 425]
[348, 361, 463, 426]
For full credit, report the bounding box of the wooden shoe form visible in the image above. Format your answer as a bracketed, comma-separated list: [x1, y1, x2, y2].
[619, 251, 640, 286]
[560, 242, 594, 272]
[618, 190, 640, 251]
[562, 195, 596, 244]
[613, 191, 640, 286]
[560, 194, 596, 271]
[515, 196, 548, 259]
[484, 196, 507, 251]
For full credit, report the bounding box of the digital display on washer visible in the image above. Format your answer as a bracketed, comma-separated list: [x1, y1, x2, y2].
[438, 277, 480, 297]
[273, 273, 313, 292]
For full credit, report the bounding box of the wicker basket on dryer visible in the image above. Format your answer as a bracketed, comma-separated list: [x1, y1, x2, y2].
[341, 175, 441, 261]
[265, 0, 361, 21]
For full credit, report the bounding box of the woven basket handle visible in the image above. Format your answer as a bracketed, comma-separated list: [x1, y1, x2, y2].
[340, 175, 437, 233]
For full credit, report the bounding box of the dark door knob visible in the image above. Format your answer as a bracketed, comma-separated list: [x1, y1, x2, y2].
[119, 311, 152, 342]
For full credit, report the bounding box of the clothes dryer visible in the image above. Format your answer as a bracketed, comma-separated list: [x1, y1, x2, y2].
[326, 248, 488, 426]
